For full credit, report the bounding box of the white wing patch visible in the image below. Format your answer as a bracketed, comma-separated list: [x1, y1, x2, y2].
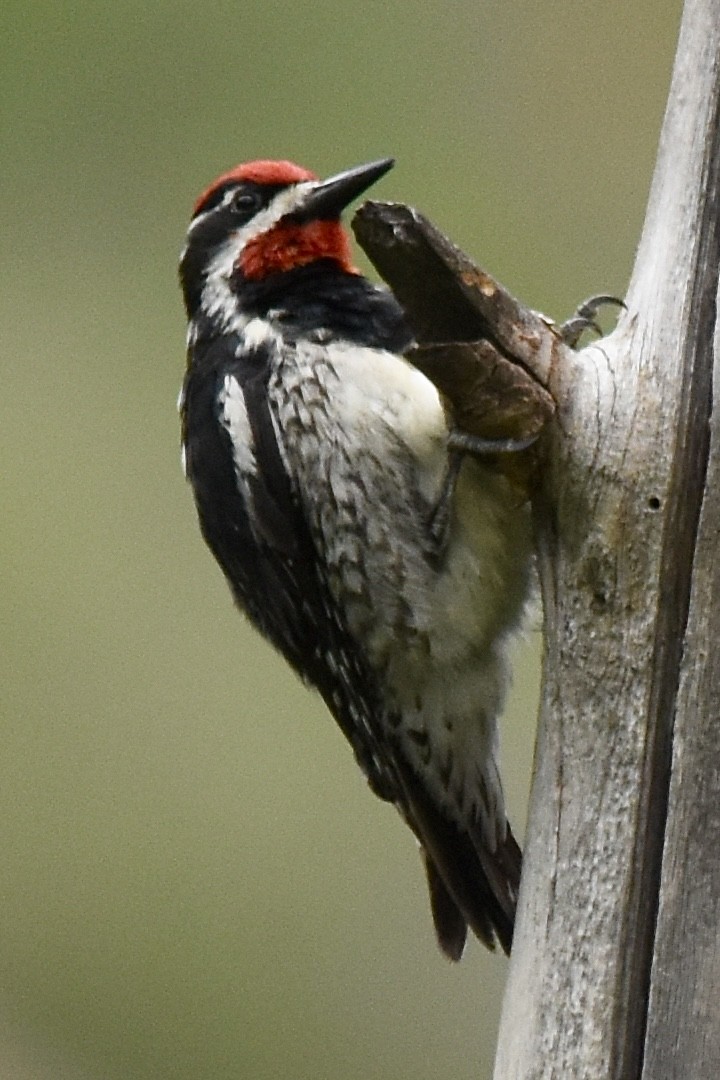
[220, 374, 257, 480]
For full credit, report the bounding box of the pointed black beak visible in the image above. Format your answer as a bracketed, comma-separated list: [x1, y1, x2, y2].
[297, 158, 395, 220]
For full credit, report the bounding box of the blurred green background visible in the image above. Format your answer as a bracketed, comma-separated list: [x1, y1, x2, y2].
[1, 1, 680, 1077]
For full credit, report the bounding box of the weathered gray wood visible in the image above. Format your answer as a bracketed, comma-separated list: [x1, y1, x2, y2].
[493, 0, 720, 1077]
[640, 219, 720, 1080]
[640, 320, 720, 1078]
[353, 3, 719, 1072]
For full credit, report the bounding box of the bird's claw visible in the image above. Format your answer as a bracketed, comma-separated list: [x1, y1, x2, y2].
[448, 430, 539, 456]
[558, 294, 626, 348]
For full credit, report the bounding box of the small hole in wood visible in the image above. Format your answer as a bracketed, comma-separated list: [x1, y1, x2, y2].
[648, 496, 661, 510]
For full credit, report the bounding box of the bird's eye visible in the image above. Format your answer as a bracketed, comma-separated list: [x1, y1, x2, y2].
[230, 190, 261, 218]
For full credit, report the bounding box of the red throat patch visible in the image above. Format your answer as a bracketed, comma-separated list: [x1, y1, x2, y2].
[240, 219, 356, 280]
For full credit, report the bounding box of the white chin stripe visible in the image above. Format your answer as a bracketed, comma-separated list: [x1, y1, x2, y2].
[241, 317, 279, 351]
[199, 181, 316, 332]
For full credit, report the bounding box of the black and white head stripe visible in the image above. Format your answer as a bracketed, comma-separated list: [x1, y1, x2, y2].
[180, 181, 317, 329]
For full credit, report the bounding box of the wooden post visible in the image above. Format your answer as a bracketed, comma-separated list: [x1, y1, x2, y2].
[494, 0, 720, 1076]
[354, 4, 719, 1073]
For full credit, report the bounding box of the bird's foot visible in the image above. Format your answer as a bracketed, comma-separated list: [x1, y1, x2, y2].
[447, 430, 539, 456]
[557, 294, 626, 348]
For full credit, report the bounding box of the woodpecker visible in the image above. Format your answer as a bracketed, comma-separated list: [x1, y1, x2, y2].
[178, 157, 533, 960]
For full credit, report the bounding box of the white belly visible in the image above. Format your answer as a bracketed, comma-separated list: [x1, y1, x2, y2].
[271, 338, 533, 833]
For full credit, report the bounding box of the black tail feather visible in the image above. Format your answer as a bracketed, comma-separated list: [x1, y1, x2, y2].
[392, 743, 521, 958]
[423, 853, 468, 961]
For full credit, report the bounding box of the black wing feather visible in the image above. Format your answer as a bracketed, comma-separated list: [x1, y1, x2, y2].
[182, 299, 520, 957]
[182, 335, 402, 801]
